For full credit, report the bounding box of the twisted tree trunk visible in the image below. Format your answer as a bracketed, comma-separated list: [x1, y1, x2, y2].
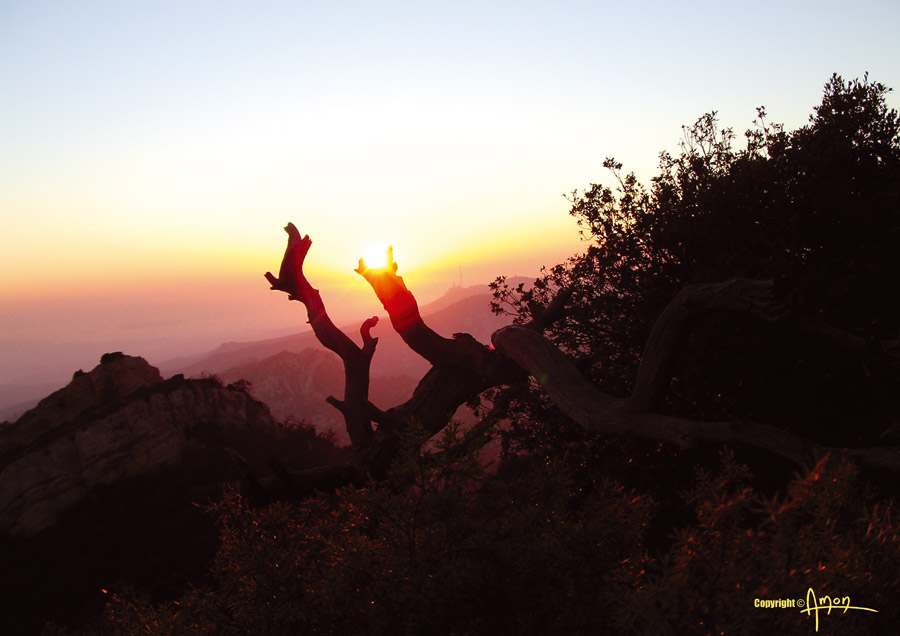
[263, 224, 900, 489]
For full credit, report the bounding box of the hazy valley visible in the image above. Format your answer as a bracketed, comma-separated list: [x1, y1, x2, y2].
[1, 282, 520, 428]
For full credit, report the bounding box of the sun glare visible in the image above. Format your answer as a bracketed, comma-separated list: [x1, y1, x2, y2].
[362, 244, 392, 270]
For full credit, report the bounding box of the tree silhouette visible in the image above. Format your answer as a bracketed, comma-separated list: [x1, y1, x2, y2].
[493, 73, 900, 466]
[262, 75, 900, 494]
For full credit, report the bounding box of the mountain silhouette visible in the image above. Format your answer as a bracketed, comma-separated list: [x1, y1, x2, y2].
[158, 282, 523, 442]
[160, 281, 524, 379]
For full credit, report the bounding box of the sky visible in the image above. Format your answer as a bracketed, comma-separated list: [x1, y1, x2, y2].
[2, 0, 899, 389]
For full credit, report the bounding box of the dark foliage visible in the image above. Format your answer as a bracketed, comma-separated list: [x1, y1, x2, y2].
[2, 418, 344, 636]
[57, 428, 898, 635]
[491, 74, 900, 452]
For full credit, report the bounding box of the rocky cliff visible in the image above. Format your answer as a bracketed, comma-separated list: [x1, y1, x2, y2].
[0, 353, 276, 537]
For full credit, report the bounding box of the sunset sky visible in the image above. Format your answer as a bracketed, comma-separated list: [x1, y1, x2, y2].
[2, 0, 899, 388]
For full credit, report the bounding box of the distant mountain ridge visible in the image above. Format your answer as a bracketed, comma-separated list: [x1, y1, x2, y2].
[158, 279, 526, 442]
[0, 280, 528, 451]
[0, 281, 528, 419]
[217, 349, 417, 445]
[161, 279, 526, 382]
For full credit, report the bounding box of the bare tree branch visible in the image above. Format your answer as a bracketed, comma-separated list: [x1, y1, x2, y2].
[265, 225, 900, 487]
[355, 252, 491, 368]
[265, 223, 375, 449]
[265, 224, 521, 478]
[629, 279, 790, 412]
[492, 324, 900, 473]
[628, 278, 887, 413]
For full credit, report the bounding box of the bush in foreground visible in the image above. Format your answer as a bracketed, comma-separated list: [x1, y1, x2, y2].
[60, 427, 898, 635]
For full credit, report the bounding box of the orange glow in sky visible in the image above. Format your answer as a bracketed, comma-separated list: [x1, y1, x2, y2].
[1, 1, 898, 389]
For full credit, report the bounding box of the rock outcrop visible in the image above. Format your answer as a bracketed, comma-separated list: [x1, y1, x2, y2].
[0, 353, 276, 537]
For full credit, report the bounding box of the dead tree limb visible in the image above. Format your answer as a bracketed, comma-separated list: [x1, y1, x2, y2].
[264, 223, 375, 450]
[627, 278, 882, 413]
[492, 323, 900, 473]
[355, 251, 520, 377]
[352, 247, 530, 477]
[266, 225, 900, 485]
[263, 224, 530, 479]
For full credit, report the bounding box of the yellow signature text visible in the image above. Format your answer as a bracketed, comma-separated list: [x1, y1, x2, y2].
[800, 587, 878, 632]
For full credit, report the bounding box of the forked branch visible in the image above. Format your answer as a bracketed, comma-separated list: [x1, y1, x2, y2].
[265, 223, 375, 449]
[266, 225, 899, 483]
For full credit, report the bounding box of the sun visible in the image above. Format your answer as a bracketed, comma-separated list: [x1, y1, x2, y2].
[361, 244, 392, 270]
